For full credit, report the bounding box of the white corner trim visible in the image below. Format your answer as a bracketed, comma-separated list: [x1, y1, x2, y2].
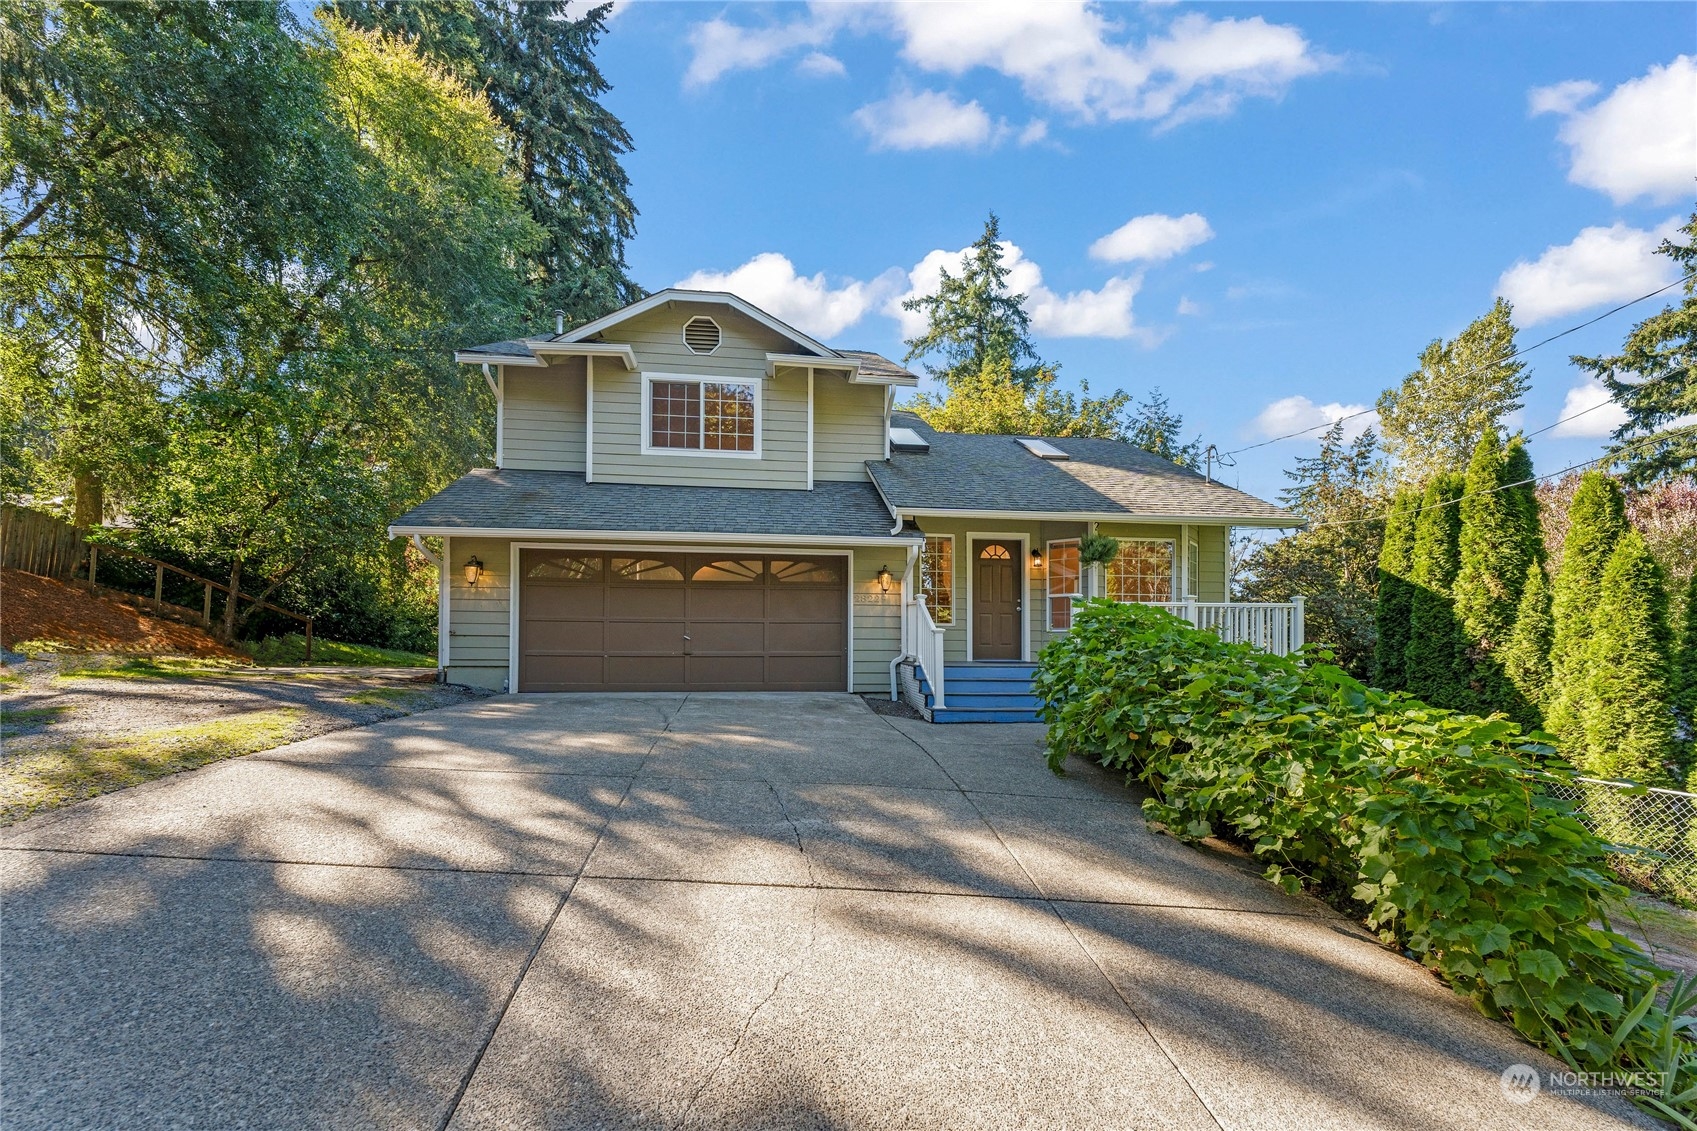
[507, 541, 519, 694]
[638, 372, 764, 460]
[806, 367, 815, 490]
[494, 365, 504, 469]
[585, 355, 595, 483]
[438, 535, 451, 671]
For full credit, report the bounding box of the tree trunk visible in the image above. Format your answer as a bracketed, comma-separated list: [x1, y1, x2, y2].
[72, 473, 104, 529]
[221, 556, 243, 641]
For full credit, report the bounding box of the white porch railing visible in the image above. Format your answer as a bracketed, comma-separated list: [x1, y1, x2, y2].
[901, 594, 948, 709]
[1143, 596, 1306, 656]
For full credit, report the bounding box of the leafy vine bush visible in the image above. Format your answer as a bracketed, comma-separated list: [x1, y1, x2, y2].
[1036, 599, 1696, 1123]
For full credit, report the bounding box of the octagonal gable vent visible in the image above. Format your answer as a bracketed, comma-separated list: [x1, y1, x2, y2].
[683, 316, 722, 355]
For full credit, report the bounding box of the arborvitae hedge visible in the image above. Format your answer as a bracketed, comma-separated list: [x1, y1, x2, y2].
[1547, 472, 1629, 755]
[1583, 532, 1677, 784]
[1499, 560, 1553, 730]
[1454, 430, 1541, 717]
[1404, 472, 1468, 708]
[1373, 488, 1421, 691]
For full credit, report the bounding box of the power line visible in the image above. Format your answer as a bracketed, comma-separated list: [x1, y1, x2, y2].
[1298, 422, 1697, 530]
[1222, 271, 1695, 457]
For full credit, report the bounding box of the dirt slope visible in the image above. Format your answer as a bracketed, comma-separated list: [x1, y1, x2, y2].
[1, 568, 245, 659]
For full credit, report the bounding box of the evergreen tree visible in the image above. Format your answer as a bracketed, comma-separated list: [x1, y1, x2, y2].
[1125, 388, 1202, 467]
[1454, 428, 1542, 715]
[1576, 211, 1697, 487]
[1583, 532, 1677, 784]
[903, 213, 1044, 391]
[1675, 571, 1697, 739]
[1376, 298, 1531, 483]
[1404, 472, 1468, 707]
[1374, 487, 1421, 690]
[335, 0, 641, 326]
[1238, 422, 1384, 679]
[1504, 438, 1542, 565]
[1546, 472, 1630, 753]
[1500, 560, 1554, 730]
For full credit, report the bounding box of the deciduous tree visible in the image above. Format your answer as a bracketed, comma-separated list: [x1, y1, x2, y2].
[1376, 298, 1530, 484]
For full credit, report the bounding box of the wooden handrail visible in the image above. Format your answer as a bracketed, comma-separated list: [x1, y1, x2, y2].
[86, 542, 313, 661]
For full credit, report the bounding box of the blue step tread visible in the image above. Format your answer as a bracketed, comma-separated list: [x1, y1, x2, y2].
[924, 692, 1041, 710]
[930, 707, 1044, 724]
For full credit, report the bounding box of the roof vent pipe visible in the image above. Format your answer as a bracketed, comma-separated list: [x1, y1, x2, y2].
[553, 309, 566, 336]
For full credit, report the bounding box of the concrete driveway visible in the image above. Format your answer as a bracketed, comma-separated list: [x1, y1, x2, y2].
[1, 693, 1656, 1130]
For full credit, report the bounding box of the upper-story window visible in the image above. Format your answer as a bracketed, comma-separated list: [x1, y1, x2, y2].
[642, 373, 760, 458]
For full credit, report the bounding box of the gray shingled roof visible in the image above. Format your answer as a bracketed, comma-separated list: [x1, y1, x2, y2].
[390, 469, 916, 540]
[866, 413, 1297, 526]
[458, 339, 535, 359]
[835, 349, 917, 381]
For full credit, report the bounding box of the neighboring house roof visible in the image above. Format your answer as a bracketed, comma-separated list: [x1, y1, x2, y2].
[389, 469, 917, 542]
[867, 412, 1298, 527]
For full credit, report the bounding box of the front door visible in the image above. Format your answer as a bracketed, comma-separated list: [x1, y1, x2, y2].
[972, 540, 1021, 660]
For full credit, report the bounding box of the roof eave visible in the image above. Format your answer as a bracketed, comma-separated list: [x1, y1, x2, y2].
[885, 506, 1299, 528]
[387, 523, 923, 545]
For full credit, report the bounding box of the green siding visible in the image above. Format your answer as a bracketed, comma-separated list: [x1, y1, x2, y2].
[503, 359, 585, 473]
[589, 304, 810, 489]
[813, 373, 886, 481]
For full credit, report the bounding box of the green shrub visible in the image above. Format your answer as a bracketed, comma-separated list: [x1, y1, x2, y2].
[1035, 599, 1692, 1118]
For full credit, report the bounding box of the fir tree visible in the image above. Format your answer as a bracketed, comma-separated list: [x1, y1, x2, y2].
[1583, 532, 1677, 784]
[1125, 388, 1202, 467]
[1454, 428, 1541, 715]
[1374, 487, 1421, 690]
[1500, 560, 1554, 729]
[1546, 472, 1629, 754]
[1404, 472, 1468, 707]
[902, 213, 1045, 391]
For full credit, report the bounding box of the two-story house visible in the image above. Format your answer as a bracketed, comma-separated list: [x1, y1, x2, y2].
[388, 289, 1297, 721]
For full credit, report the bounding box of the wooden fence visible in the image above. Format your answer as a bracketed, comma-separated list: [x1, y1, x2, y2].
[1, 505, 85, 580]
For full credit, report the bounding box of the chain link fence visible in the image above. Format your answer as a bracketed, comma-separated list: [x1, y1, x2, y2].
[1545, 777, 1697, 904]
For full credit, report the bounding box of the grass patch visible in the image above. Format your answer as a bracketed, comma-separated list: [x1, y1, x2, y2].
[55, 656, 242, 681]
[341, 686, 434, 708]
[0, 708, 302, 824]
[243, 634, 434, 668]
[1, 706, 69, 738]
[0, 671, 22, 691]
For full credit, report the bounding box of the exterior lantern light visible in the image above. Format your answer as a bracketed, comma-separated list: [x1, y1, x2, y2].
[1030, 547, 1044, 574]
[877, 565, 892, 592]
[464, 556, 484, 587]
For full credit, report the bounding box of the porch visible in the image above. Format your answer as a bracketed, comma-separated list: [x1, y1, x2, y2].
[896, 595, 1307, 723]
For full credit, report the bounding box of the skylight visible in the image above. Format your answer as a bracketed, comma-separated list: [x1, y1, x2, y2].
[889, 427, 929, 452]
[1018, 438, 1069, 460]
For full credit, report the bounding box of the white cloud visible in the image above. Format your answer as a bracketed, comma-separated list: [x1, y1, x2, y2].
[1089, 212, 1214, 263]
[1251, 396, 1376, 443]
[886, 240, 1147, 341]
[1176, 296, 1202, 316]
[1017, 119, 1049, 146]
[1531, 56, 1697, 204]
[797, 51, 846, 78]
[674, 253, 902, 339]
[686, 4, 1335, 129]
[852, 89, 1003, 151]
[1496, 219, 1681, 326]
[1550, 379, 1628, 438]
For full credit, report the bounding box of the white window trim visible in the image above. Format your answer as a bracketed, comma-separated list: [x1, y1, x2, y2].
[639, 371, 763, 460]
[1047, 538, 1081, 632]
[920, 534, 954, 626]
[1105, 538, 1178, 604]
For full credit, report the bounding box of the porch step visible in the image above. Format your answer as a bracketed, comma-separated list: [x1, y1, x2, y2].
[916, 662, 1043, 723]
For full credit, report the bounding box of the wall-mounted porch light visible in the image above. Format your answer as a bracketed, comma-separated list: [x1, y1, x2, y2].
[877, 565, 892, 592]
[464, 556, 485, 587]
[1030, 548, 1045, 575]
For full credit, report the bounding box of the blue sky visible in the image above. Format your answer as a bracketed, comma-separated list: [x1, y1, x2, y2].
[593, 2, 1695, 503]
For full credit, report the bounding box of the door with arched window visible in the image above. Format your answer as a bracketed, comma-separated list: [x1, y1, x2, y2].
[971, 539, 1021, 660]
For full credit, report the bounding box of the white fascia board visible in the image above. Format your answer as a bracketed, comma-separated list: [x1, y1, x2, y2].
[454, 351, 543, 367]
[558, 289, 836, 358]
[767, 352, 857, 377]
[894, 508, 1301, 529]
[523, 341, 637, 370]
[387, 525, 923, 545]
[850, 375, 920, 387]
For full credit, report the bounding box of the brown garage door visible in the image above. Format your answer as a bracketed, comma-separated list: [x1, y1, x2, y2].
[518, 550, 847, 692]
